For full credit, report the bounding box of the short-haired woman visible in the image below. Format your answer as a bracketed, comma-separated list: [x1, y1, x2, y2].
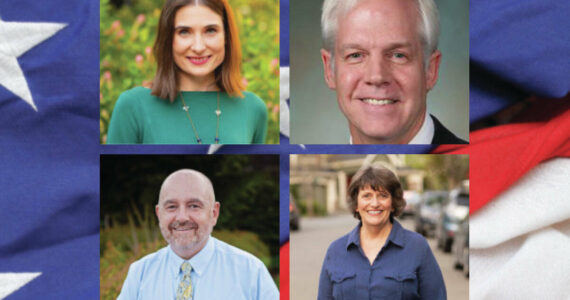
[107, 0, 267, 144]
[318, 165, 447, 299]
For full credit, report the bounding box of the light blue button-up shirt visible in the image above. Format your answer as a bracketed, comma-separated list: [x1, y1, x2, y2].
[117, 236, 279, 300]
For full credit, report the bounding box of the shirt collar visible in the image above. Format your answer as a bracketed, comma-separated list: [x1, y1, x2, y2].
[167, 245, 185, 277]
[167, 236, 216, 277]
[346, 219, 407, 250]
[346, 223, 362, 248]
[189, 235, 215, 276]
[386, 220, 406, 247]
[408, 111, 434, 144]
[349, 111, 434, 144]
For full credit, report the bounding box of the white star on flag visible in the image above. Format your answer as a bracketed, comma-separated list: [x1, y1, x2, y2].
[208, 144, 223, 154]
[0, 18, 66, 111]
[0, 272, 41, 299]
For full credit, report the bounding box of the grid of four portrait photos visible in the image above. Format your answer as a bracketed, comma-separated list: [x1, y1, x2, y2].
[100, 0, 469, 299]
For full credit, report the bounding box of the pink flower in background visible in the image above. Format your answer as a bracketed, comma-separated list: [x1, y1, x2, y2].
[270, 58, 279, 69]
[145, 46, 152, 55]
[142, 80, 153, 88]
[116, 29, 125, 38]
[111, 20, 121, 30]
[242, 78, 248, 88]
[135, 14, 146, 25]
[272, 105, 279, 113]
[102, 71, 113, 88]
[135, 54, 144, 68]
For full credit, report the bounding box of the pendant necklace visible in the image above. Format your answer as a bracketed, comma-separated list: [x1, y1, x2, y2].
[180, 92, 221, 144]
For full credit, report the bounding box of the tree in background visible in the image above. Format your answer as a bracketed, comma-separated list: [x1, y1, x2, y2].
[407, 155, 469, 190]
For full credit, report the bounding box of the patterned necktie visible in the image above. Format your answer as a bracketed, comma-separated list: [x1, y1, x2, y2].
[176, 261, 193, 300]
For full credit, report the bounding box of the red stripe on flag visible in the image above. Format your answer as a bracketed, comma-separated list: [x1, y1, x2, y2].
[280, 242, 290, 300]
[432, 97, 570, 214]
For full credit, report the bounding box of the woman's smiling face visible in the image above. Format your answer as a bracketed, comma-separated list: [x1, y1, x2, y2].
[356, 185, 393, 228]
[172, 5, 225, 87]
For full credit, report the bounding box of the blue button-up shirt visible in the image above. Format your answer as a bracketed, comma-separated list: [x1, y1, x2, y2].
[318, 220, 446, 300]
[117, 236, 279, 300]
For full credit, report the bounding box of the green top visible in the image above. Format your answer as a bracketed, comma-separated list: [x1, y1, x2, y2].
[107, 87, 268, 144]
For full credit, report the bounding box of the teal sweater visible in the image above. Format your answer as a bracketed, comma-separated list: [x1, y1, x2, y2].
[107, 87, 267, 144]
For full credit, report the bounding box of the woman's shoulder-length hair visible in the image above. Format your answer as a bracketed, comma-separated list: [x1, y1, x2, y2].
[347, 165, 406, 221]
[151, 0, 244, 102]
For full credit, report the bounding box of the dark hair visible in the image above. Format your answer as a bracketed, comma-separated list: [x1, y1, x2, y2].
[151, 0, 244, 102]
[347, 165, 406, 221]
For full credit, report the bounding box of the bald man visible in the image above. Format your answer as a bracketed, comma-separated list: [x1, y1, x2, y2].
[118, 169, 279, 300]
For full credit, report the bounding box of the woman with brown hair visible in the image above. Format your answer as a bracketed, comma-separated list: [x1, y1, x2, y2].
[107, 0, 267, 144]
[318, 165, 446, 299]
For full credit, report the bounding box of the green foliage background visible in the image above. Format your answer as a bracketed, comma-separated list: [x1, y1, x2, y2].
[100, 0, 280, 144]
[100, 155, 280, 299]
[405, 155, 469, 190]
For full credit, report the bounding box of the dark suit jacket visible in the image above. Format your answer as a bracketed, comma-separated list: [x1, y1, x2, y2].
[430, 115, 468, 144]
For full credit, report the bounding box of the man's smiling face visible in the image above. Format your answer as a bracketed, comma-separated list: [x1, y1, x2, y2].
[321, 0, 441, 144]
[156, 170, 219, 256]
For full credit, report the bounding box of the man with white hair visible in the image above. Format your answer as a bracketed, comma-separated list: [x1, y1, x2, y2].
[118, 169, 279, 300]
[320, 0, 467, 144]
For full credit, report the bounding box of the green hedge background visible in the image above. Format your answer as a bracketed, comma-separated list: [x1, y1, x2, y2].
[100, 0, 280, 144]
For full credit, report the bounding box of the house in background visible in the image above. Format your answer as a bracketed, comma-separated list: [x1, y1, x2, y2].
[290, 155, 426, 216]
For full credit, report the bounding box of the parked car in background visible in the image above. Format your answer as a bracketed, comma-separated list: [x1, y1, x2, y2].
[402, 190, 421, 217]
[436, 186, 469, 252]
[290, 194, 300, 231]
[454, 219, 469, 277]
[414, 190, 448, 237]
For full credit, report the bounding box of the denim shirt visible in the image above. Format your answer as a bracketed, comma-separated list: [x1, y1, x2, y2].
[318, 220, 446, 300]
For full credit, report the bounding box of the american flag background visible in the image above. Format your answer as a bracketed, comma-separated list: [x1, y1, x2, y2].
[1, 0, 569, 299]
[0, 0, 99, 298]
